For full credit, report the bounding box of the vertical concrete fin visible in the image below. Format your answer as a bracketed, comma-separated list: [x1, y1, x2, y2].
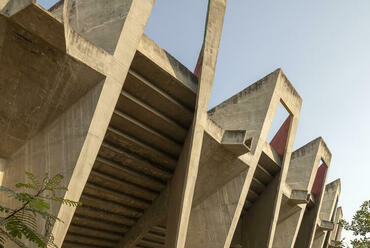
[294, 140, 333, 248]
[51, 0, 155, 246]
[273, 137, 332, 248]
[235, 69, 302, 248]
[311, 179, 341, 248]
[166, 1, 227, 248]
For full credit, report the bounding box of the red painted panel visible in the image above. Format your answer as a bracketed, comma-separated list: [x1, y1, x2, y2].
[312, 163, 328, 196]
[194, 48, 203, 78]
[270, 116, 291, 160]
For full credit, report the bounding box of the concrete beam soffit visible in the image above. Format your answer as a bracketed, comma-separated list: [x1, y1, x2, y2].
[52, 1, 155, 246]
[0, 0, 34, 16]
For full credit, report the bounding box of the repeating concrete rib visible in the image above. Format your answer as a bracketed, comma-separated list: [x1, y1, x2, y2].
[196, 69, 302, 248]
[272, 137, 332, 248]
[0, 1, 344, 248]
[311, 179, 341, 248]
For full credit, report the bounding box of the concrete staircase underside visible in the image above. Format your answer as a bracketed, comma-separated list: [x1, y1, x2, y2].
[63, 50, 196, 248]
[0, 1, 342, 248]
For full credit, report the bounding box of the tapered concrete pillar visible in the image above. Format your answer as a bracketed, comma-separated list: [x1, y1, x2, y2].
[311, 179, 341, 248]
[272, 138, 332, 248]
[327, 207, 343, 248]
[186, 69, 301, 248]
[0, 0, 155, 247]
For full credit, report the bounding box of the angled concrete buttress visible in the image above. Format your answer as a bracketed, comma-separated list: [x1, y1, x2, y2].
[272, 137, 332, 248]
[0, 1, 344, 248]
[117, 1, 227, 247]
[311, 179, 341, 248]
[200, 69, 302, 248]
[327, 207, 343, 248]
[0, 0, 155, 247]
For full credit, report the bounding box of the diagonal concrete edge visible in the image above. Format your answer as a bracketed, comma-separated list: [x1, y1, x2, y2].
[165, 1, 227, 247]
[294, 147, 334, 248]
[236, 69, 301, 248]
[328, 206, 343, 245]
[311, 179, 341, 248]
[0, 0, 34, 16]
[51, 0, 155, 246]
[186, 70, 278, 248]
[183, 69, 301, 248]
[273, 137, 332, 248]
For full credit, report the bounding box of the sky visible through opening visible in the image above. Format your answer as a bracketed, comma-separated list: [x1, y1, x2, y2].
[38, 0, 370, 242]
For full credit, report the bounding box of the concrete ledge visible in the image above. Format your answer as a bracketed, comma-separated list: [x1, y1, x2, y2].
[317, 219, 334, 231]
[221, 130, 251, 156]
[289, 189, 310, 205]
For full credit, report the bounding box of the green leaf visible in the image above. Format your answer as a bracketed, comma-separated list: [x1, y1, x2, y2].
[29, 198, 50, 211]
[25, 172, 41, 190]
[15, 183, 37, 190]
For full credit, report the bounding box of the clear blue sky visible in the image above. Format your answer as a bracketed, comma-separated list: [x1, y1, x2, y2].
[39, 0, 369, 241]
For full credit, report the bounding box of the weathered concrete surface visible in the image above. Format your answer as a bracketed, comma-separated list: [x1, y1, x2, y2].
[328, 207, 343, 248]
[50, 0, 133, 54]
[0, 158, 5, 185]
[311, 179, 341, 248]
[52, 0, 155, 246]
[0, 7, 103, 158]
[166, 1, 227, 247]
[0, 0, 33, 16]
[0, 0, 155, 247]
[0, 1, 343, 247]
[227, 69, 301, 248]
[0, 81, 103, 248]
[273, 137, 332, 248]
[186, 68, 301, 248]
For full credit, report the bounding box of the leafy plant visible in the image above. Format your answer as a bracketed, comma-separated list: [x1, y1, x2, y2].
[337, 200, 370, 248]
[0, 172, 81, 248]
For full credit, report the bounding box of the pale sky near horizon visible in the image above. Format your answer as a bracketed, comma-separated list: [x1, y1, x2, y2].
[39, 0, 370, 242]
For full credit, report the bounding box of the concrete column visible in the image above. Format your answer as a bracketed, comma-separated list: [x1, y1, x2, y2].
[272, 138, 332, 248]
[311, 179, 341, 248]
[0, 158, 6, 186]
[51, 0, 155, 246]
[165, 1, 227, 248]
[184, 69, 302, 248]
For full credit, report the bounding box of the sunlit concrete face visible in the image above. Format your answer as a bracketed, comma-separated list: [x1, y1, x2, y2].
[272, 137, 332, 248]
[0, 1, 342, 248]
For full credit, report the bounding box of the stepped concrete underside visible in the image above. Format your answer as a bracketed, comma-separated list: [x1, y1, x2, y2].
[0, 1, 343, 248]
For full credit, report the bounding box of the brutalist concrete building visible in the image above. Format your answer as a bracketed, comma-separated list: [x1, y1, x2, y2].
[0, 0, 343, 247]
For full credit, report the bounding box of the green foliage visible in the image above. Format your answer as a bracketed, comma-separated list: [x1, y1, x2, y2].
[338, 200, 370, 248]
[0, 172, 81, 248]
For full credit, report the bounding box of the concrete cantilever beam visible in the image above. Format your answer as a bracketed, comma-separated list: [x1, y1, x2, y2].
[53, 0, 155, 246]
[272, 137, 332, 248]
[186, 69, 302, 248]
[116, 1, 227, 247]
[0, 0, 154, 247]
[311, 179, 341, 248]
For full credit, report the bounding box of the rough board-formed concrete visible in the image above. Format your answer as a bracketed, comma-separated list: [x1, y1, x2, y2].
[0, 0, 343, 247]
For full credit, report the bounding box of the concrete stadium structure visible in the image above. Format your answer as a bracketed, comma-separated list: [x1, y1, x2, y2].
[0, 0, 343, 247]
